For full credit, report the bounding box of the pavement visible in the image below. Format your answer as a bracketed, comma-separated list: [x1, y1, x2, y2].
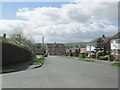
[1, 55, 43, 74]
[66, 56, 114, 65]
[2, 56, 118, 88]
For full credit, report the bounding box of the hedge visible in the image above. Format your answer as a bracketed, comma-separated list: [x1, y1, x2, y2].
[2, 42, 32, 66]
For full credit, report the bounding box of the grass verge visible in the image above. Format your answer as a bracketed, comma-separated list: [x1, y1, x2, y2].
[83, 60, 95, 62]
[32, 56, 45, 65]
[111, 63, 120, 67]
[79, 58, 95, 62]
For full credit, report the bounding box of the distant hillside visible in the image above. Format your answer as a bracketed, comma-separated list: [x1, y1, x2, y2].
[64, 42, 88, 47]
[64, 43, 79, 47]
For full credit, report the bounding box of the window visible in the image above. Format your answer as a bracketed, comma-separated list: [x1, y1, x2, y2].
[111, 49, 119, 55]
[111, 49, 115, 54]
[115, 39, 120, 43]
[111, 40, 114, 43]
[118, 49, 120, 54]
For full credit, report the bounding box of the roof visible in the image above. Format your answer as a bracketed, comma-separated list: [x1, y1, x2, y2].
[111, 32, 120, 39]
[88, 37, 111, 45]
[90, 38, 99, 43]
[102, 37, 111, 44]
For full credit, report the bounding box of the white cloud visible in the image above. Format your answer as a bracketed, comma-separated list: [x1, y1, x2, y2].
[0, 2, 118, 43]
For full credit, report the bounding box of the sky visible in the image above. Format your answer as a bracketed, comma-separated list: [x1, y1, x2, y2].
[0, 1, 119, 43]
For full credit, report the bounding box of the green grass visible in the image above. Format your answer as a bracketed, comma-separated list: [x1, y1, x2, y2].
[83, 60, 95, 62]
[64, 43, 80, 47]
[111, 63, 120, 67]
[32, 56, 45, 65]
[79, 58, 95, 62]
[64, 42, 87, 47]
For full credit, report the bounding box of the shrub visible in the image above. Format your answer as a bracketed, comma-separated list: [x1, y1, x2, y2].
[69, 52, 73, 57]
[74, 49, 79, 57]
[99, 56, 104, 60]
[104, 55, 109, 60]
[99, 55, 109, 60]
[96, 51, 104, 59]
[109, 54, 114, 61]
[79, 53, 86, 58]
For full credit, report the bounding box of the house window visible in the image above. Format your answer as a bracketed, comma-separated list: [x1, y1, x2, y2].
[111, 49, 115, 54]
[116, 39, 120, 43]
[118, 49, 120, 54]
[111, 40, 114, 43]
[111, 49, 120, 55]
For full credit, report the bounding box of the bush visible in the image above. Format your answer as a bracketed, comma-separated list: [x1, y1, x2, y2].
[96, 51, 104, 59]
[69, 52, 73, 57]
[74, 49, 79, 57]
[79, 53, 86, 58]
[99, 55, 109, 60]
[32, 56, 45, 65]
[104, 55, 109, 60]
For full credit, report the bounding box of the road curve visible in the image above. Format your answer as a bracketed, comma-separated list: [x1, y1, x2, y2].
[2, 56, 118, 88]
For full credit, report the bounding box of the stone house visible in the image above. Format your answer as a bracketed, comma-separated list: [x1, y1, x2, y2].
[46, 43, 66, 55]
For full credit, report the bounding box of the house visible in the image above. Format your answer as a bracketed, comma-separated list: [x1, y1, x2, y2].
[86, 38, 97, 54]
[46, 43, 66, 55]
[80, 48, 87, 53]
[80, 43, 87, 53]
[110, 32, 120, 61]
[86, 35, 111, 56]
[65, 45, 80, 55]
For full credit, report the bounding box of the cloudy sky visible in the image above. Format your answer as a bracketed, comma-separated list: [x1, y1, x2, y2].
[0, 1, 118, 43]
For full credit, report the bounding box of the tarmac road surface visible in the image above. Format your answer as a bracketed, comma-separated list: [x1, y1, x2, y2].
[2, 56, 118, 88]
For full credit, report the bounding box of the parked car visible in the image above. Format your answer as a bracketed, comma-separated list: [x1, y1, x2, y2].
[88, 52, 96, 58]
[44, 53, 48, 57]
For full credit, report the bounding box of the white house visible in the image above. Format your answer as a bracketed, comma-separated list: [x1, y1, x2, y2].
[86, 44, 96, 52]
[86, 38, 98, 53]
[110, 32, 120, 61]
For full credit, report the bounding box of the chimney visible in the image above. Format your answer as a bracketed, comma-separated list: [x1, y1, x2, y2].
[102, 35, 105, 39]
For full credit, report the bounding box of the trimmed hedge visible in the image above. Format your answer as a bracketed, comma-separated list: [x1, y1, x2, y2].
[2, 42, 32, 66]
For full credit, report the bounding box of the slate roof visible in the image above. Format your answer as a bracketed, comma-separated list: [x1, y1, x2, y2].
[111, 32, 120, 39]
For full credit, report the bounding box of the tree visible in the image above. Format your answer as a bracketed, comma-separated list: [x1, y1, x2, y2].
[95, 37, 104, 52]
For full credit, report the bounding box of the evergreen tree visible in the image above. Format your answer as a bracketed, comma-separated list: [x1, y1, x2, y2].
[95, 37, 104, 52]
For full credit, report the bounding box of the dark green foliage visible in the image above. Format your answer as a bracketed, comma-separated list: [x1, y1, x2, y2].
[74, 49, 79, 57]
[2, 42, 32, 66]
[108, 54, 114, 61]
[95, 37, 104, 52]
[32, 56, 45, 65]
[79, 53, 86, 58]
[69, 52, 73, 57]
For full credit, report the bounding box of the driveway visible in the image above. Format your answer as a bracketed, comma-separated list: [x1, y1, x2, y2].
[2, 56, 118, 88]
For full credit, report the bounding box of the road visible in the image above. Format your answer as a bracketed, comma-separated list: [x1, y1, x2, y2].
[2, 56, 118, 88]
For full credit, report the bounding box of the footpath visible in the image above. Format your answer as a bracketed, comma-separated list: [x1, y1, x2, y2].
[1, 55, 44, 74]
